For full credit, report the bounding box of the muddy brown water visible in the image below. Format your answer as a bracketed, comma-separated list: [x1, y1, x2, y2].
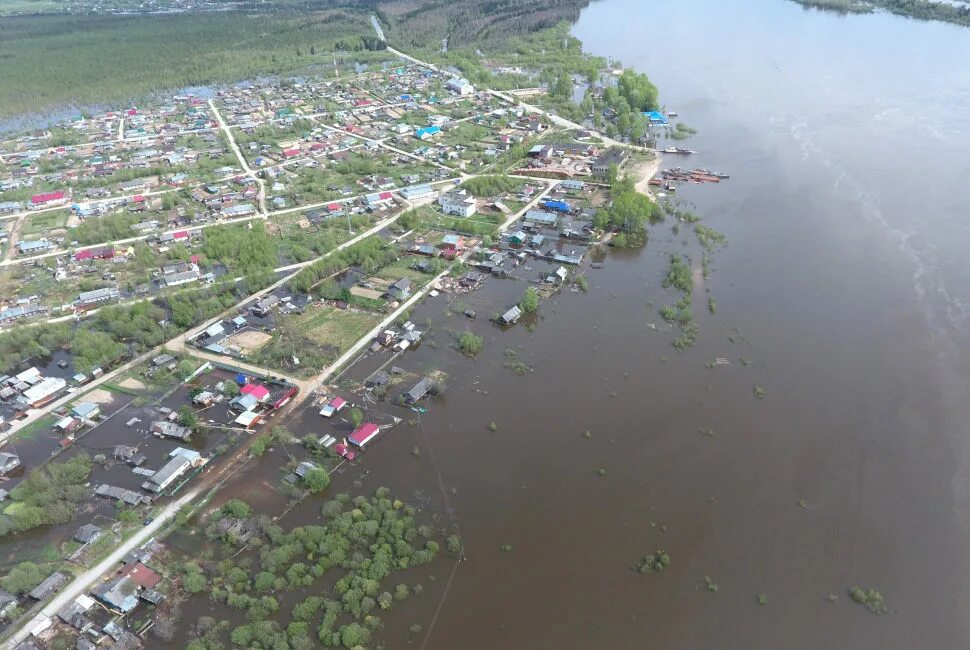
[65, 2, 970, 646]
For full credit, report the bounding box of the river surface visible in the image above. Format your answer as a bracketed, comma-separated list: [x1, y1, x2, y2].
[422, 1, 970, 648]
[139, 1, 970, 647]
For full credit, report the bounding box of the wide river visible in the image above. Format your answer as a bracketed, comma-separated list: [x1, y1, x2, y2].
[424, 0, 970, 648]
[134, 1, 970, 647]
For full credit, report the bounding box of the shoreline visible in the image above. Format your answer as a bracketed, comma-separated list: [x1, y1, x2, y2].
[632, 154, 661, 198]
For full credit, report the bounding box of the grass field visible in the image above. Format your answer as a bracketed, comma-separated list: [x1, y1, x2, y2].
[23, 210, 69, 234]
[297, 305, 380, 352]
[373, 256, 438, 285]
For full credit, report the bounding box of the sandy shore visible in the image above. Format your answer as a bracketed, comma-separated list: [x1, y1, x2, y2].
[631, 154, 661, 197]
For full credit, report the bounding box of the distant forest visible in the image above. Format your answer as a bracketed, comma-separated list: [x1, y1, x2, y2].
[374, 0, 590, 50]
[0, 0, 593, 121]
[791, 0, 970, 26]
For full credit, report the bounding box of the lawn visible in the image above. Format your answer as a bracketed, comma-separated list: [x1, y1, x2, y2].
[23, 210, 69, 234]
[297, 304, 380, 351]
[373, 256, 438, 285]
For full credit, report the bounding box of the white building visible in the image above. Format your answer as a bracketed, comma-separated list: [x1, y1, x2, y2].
[438, 189, 476, 217]
[446, 78, 475, 95]
[401, 184, 434, 201]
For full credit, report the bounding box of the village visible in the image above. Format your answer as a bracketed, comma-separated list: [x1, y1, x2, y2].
[0, 38, 699, 649]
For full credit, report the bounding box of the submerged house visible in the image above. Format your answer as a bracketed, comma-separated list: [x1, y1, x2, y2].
[499, 306, 522, 325]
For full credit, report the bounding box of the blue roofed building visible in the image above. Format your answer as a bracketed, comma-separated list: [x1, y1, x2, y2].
[414, 126, 441, 140]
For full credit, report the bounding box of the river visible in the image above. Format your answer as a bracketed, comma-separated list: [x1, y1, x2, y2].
[421, 1, 970, 648]
[139, 1, 970, 647]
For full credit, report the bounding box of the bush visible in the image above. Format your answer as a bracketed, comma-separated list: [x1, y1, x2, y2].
[456, 330, 483, 356]
[519, 287, 539, 313]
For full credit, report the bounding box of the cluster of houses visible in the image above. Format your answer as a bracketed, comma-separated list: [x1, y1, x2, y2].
[517, 142, 629, 180]
[17, 545, 169, 648]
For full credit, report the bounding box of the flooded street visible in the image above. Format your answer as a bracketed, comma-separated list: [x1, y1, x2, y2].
[132, 2, 970, 647]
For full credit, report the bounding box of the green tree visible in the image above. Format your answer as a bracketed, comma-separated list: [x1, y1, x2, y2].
[179, 406, 199, 431]
[304, 468, 331, 493]
[0, 562, 45, 595]
[520, 287, 539, 313]
[348, 407, 364, 429]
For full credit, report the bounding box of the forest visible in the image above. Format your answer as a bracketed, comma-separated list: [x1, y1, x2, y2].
[791, 0, 970, 25]
[0, 8, 381, 120]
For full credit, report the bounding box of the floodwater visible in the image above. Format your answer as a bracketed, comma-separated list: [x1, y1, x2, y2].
[143, 2, 970, 648]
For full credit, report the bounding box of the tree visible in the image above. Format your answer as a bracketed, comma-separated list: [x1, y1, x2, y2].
[178, 359, 197, 377]
[456, 330, 483, 356]
[520, 287, 539, 314]
[0, 562, 45, 595]
[179, 406, 199, 431]
[616, 69, 659, 112]
[339, 622, 370, 648]
[303, 468, 331, 493]
[348, 407, 364, 429]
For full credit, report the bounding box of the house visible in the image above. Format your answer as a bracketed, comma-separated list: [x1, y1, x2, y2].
[643, 110, 668, 125]
[294, 461, 320, 480]
[95, 484, 145, 505]
[400, 183, 433, 200]
[446, 77, 475, 95]
[77, 287, 120, 306]
[253, 294, 280, 317]
[0, 452, 21, 475]
[348, 423, 380, 448]
[234, 410, 261, 429]
[73, 524, 102, 544]
[29, 572, 68, 600]
[459, 271, 482, 287]
[500, 305, 522, 325]
[229, 393, 260, 412]
[509, 230, 528, 246]
[319, 396, 347, 418]
[140, 589, 165, 605]
[591, 149, 629, 176]
[163, 263, 201, 287]
[403, 377, 432, 404]
[151, 353, 175, 368]
[240, 383, 270, 402]
[55, 416, 79, 433]
[71, 402, 100, 420]
[524, 210, 559, 227]
[193, 390, 215, 406]
[388, 278, 412, 300]
[0, 590, 17, 618]
[94, 577, 139, 613]
[122, 562, 162, 589]
[16, 239, 52, 255]
[541, 199, 571, 213]
[560, 179, 586, 191]
[151, 421, 191, 441]
[440, 234, 464, 251]
[414, 125, 441, 140]
[365, 191, 394, 209]
[142, 455, 192, 493]
[438, 189, 476, 217]
[29, 191, 67, 208]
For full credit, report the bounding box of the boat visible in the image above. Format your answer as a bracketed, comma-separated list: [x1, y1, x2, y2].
[667, 110, 679, 117]
[694, 168, 730, 180]
[662, 146, 695, 155]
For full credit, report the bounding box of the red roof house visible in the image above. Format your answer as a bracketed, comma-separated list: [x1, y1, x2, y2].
[282, 148, 300, 158]
[123, 562, 162, 589]
[348, 423, 380, 448]
[241, 383, 270, 402]
[30, 191, 66, 205]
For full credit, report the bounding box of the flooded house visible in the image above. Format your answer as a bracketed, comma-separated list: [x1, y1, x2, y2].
[141, 453, 193, 493]
[0, 452, 21, 476]
[403, 377, 433, 404]
[499, 305, 522, 325]
[151, 421, 191, 441]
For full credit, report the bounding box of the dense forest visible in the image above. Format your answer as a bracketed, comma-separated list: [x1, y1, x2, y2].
[0, 8, 382, 119]
[375, 0, 590, 50]
[791, 0, 970, 25]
